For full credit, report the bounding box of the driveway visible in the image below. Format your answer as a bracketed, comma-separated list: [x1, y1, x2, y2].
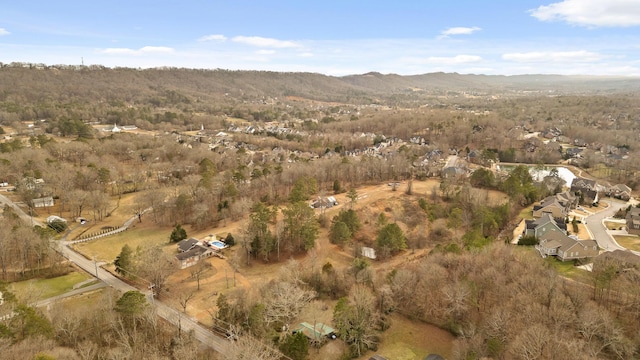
[585, 199, 635, 253]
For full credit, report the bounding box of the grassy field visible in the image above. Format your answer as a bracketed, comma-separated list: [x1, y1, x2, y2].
[74, 221, 173, 262]
[518, 206, 534, 220]
[614, 235, 640, 252]
[361, 314, 453, 360]
[52, 287, 114, 314]
[544, 257, 592, 282]
[10, 271, 91, 300]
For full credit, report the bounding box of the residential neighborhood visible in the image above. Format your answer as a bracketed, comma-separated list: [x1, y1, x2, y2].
[523, 173, 639, 266]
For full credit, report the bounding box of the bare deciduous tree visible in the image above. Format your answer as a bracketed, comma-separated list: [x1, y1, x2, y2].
[221, 334, 283, 360]
[262, 281, 316, 326]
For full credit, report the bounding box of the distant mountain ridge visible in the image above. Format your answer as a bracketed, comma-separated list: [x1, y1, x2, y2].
[1, 65, 638, 105]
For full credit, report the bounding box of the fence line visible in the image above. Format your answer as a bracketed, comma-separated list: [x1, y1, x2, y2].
[68, 208, 151, 244]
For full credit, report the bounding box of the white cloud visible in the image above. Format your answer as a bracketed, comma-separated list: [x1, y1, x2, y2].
[530, 0, 640, 27]
[502, 50, 604, 63]
[0, 28, 10, 36]
[440, 26, 481, 37]
[298, 52, 314, 58]
[99, 46, 174, 55]
[426, 55, 483, 64]
[139, 46, 174, 53]
[100, 48, 137, 55]
[256, 49, 275, 55]
[232, 36, 299, 48]
[198, 34, 227, 42]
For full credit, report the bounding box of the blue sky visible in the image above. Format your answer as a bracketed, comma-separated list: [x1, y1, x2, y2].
[1, 0, 640, 76]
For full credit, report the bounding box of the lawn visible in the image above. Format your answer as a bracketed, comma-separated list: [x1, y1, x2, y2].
[614, 235, 640, 252]
[52, 287, 113, 313]
[10, 271, 91, 300]
[360, 314, 453, 360]
[518, 205, 534, 220]
[604, 221, 625, 230]
[74, 221, 174, 262]
[543, 257, 592, 282]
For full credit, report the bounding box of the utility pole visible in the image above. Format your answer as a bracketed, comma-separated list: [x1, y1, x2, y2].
[93, 255, 99, 279]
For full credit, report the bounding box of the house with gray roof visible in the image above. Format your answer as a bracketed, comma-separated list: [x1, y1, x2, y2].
[536, 231, 599, 262]
[607, 184, 632, 201]
[532, 191, 577, 219]
[524, 213, 567, 238]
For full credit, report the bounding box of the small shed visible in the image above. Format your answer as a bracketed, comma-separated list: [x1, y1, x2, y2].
[294, 322, 337, 342]
[362, 247, 376, 260]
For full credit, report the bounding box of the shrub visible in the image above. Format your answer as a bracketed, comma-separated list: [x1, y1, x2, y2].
[47, 219, 68, 233]
[224, 233, 235, 246]
[518, 235, 538, 246]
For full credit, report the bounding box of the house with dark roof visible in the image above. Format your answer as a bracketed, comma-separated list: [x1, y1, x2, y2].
[175, 245, 214, 269]
[607, 184, 632, 201]
[626, 207, 640, 235]
[524, 213, 567, 238]
[570, 177, 599, 205]
[536, 231, 599, 261]
[177, 238, 200, 253]
[564, 147, 584, 159]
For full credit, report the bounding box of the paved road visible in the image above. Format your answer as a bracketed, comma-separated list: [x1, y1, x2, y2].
[1, 192, 227, 353]
[35, 282, 108, 308]
[0, 193, 44, 227]
[585, 199, 633, 253]
[57, 240, 229, 352]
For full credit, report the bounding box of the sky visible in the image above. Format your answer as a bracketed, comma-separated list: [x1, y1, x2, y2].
[1, 0, 640, 76]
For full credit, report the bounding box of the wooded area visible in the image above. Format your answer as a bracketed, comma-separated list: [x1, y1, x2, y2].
[1, 66, 640, 359]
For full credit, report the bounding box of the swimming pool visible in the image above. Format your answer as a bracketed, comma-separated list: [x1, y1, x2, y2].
[210, 240, 227, 249]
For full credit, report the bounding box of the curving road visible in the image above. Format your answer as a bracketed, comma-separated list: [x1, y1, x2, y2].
[1, 192, 227, 352]
[585, 199, 637, 254]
